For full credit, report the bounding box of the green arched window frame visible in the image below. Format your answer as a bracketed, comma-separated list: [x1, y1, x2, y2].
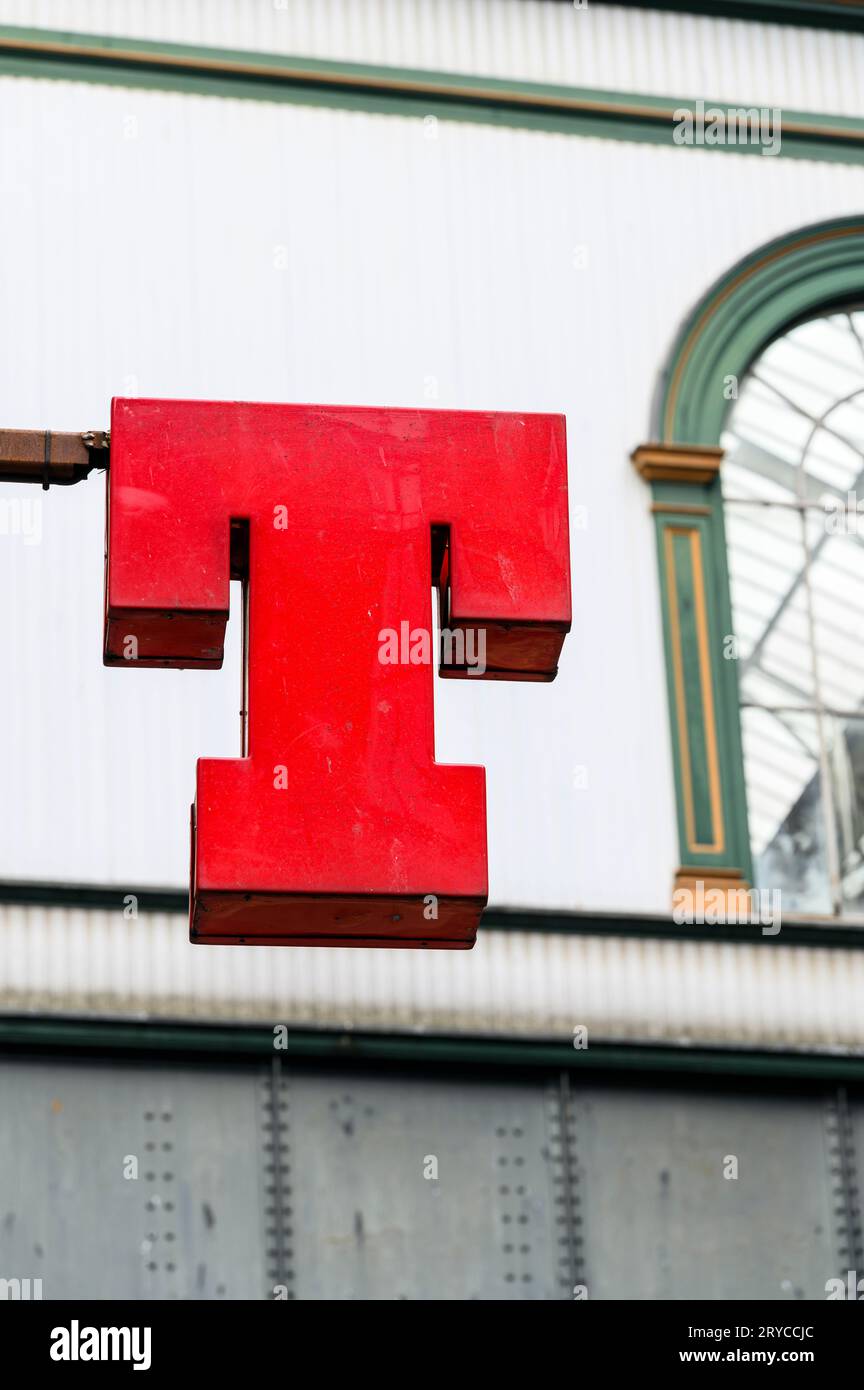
[633, 216, 864, 902]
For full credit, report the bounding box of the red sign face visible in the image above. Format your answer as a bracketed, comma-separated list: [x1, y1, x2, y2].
[104, 400, 571, 948]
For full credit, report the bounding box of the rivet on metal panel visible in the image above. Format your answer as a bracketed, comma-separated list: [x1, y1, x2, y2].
[826, 1087, 864, 1274]
[496, 1114, 542, 1296]
[548, 1074, 585, 1298]
[261, 1058, 293, 1299]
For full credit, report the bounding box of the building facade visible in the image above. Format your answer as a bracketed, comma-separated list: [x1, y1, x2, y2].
[1, 0, 864, 1299]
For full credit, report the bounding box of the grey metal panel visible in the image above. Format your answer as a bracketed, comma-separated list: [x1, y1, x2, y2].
[283, 1069, 566, 1300]
[0, 1056, 265, 1300]
[1, 1051, 859, 1301]
[571, 1084, 839, 1301]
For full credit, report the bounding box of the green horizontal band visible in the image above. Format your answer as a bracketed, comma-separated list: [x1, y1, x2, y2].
[0, 23, 861, 162]
[0, 1014, 862, 1080]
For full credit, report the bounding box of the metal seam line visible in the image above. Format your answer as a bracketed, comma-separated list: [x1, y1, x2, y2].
[557, 1071, 580, 1297]
[267, 1056, 289, 1298]
[834, 1085, 864, 1273]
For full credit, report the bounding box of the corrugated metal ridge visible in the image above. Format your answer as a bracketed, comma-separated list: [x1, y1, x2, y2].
[2, 882, 864, 947]
[2, 904, 864, 1052]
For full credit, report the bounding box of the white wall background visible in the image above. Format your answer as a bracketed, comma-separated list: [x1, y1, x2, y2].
[0, 69, 861, 912]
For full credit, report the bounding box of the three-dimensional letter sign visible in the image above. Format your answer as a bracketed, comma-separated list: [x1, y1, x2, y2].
[104, 400, 571, 948]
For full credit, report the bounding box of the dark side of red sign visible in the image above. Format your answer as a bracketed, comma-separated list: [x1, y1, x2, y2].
[104, 400, 571, 949]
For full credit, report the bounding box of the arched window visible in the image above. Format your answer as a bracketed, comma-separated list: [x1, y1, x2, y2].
[723, 309, 864, 915]
[633, 217, 864, 919]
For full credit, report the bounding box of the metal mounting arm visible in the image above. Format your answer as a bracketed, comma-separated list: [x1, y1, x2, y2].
[0, 429, 109, 487]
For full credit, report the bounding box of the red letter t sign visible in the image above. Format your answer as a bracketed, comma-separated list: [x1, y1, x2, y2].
[104, 400, 571, 949]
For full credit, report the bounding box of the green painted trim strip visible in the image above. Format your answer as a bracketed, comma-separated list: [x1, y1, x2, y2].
[1, 880, 863, 947]
[656, 217, 864, 444]
[0, 25, 861, 162]
[707, 491, 754, 877]
[0, 881, 190, 914]
[672, 526, 717, 849]
[652, 501, 754, 878]
[592, 0, 864, 32]
[0, 1014, 862, 1081]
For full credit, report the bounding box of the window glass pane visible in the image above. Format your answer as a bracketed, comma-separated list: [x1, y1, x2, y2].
[741, 707, 832, 916]
[723, 313, 864, 503]
[826, 716, 864, 913]
[758, 340, 848, 425]
[802, 419, 863, 494]
[806, 516, 864, 714]
[725, 309, 864, 919]
[762, 314, 864, 427]
[723, 377, 813, 477]
[725, 502, 815, 708]
[721, 434, 805, 505]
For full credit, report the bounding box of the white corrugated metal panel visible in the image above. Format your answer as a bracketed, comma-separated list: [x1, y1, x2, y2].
[0, 903, 862, 1050]
[1, 77, 863, 910]
[0, 1, 861, 116]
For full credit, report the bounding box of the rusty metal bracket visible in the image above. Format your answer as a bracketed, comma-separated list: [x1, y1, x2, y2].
[0, 428, 109, 486]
